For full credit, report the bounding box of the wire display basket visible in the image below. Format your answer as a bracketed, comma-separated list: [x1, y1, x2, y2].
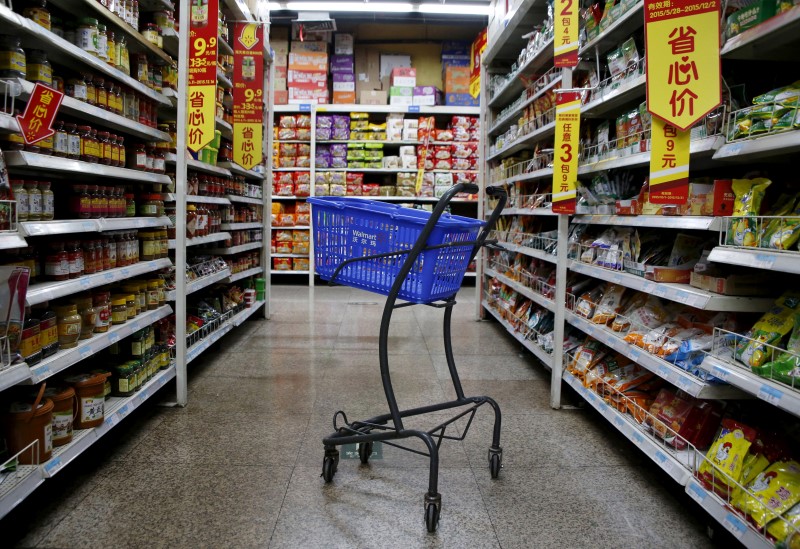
[308, 197, 484, 303]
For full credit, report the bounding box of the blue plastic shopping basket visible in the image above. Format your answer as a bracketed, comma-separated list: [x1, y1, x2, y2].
[308, 197, 485, 303]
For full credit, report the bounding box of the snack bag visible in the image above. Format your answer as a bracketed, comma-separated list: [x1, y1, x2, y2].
[575, 285, 605, 318]
[766, 501, 800, 546]
[752, 313, 800, 385]
[761, 201, 800, 250]
[736, 461, 800, 530]
[737, 291, 800, 368]
[601, 363, 654, 392]
[591, 283, 627, 325]
[569, 339, 608, 379]
[698, 419, 758, 495]
[730, 178, 772, 247]
[585, 354, 628, 390]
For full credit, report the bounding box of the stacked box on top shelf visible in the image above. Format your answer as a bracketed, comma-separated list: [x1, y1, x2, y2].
[288, 41, 329, 105]
[331, 34, 356, 104]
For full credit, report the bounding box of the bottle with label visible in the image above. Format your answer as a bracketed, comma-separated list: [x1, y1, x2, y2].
[22, 0, 50, 31]
[39, 181, 54, 220]
[95, 77, 107, 110]
[24, 181, 42, 222]
[77, 18, 99, 56]
[191, 0, 209, 28]
[0, 35, 26, 78]
[106, 29, 116, 67]
[26, 50, 51, 86]
[45, 242, 68, 281]
[53, 121, 68, 157]
[66, 123, 81, 159]
[11, 180, 27, 222]
[37, 306, 59, 358]
[97, 23, 108, 62]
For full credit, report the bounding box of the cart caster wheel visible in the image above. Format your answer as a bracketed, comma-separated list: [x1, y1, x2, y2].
[425, 503, 439, 533]
[322, 456, 336, 482]
[489, 452, 502, 479]
[358, 442, 373, 464]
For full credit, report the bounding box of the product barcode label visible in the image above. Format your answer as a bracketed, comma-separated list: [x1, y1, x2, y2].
[711, 365, 729, 381]
[723, 512, 746, 539]
[299, 104, 311, 112]
[43, 456, 62, 476]
[632, 432, 644, 447]
[82, 221, 95, 231]
[613, 415, 625, 429]
[753, 253, 776, 269]
[687, 482, 707, 504]
[80, 277, 91, 288]
[657, 365, 670, 380]
[628, 348, 641, 362]
[654, 450, 667, 465]
[78, 345, 92, 358]
[105, 414, 118, 428]
[674, 289, 690, 304]
[757, 384, 783, 406]
[108, 333, 120, 344]
[104, 272, 115, 281]
[677, 376, 694, 392]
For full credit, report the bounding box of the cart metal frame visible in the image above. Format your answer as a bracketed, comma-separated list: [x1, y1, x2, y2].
[320, 183, 507, 532]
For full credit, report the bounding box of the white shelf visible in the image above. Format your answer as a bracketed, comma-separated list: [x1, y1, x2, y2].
[700, 355, 800, 419]
[4, 152, 172, 184]
[272, 253, 309, 259]
[571, 215, 724, 231]
[484, 267, 555, 312]
[482, 0, 544, 65]
[217, 162, 263, 180]
[21, 216, 171, 237]
[721, 5, 800, 60]
[501, 207, 555, 217]
[579, 135, 723, 176]
[271, 195, 306, 200]
[314, 105, 481, 116]
[221, 222, 263, 230]
[490, 166, 554, 187]
[169, 232, 231, 249]
[0, 4, 169, 106]
[0, 112, 19, 134]
[216, 118, 233, 139]
[186, 302, 264, 363]
[0, 365, 175, 519]
[227, 195, 264, 205]
[685, 478, 772, 548]
[579, 1, 644, 56]
[707, 247, 800, 275]
[184, 195, 232, 205]
[187, 158, 233, 177]
[487, 121, 556, 161]
[487, 37, 555, 108]
[564, 312, 744, 399]
[223, 0, 254, 22]
[567, 260, 773, 312]
[0, 362, 33, 392]
[489, 76, 562, 136]
[563, 371, 692, 485]
[494, 240, 557, 264]
[0, 232, 28, 250]
[165, 268, 232, 301]
[272, 167, 310, 172]
[161, 27, 178, 57]
[318, 140, 423, 146]
[218, 38, 234, 56]
[482, 300, 553, 368]
[228, 266, 263, 282]
[277, 225, 309, 230]
[26, 258, 173, 306]
[272, 270, 310, 275]
[714, 130, 800, 162]
[27, 305, 173, 383]
[206, 241, 262, 255]
[217, 70, 233, 89]
[0, 79, 170, 142]
[582, 74, 646, 118]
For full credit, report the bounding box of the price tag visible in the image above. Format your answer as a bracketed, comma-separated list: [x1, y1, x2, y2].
[43, 456, 62, 476]
[711, 365, 730, 381]
[299, 104, 311, 112]
[104, 272, 115, 281]
[613, 415, 625, 429]
[628, 348, 641, 362]
[78, 345, 92, 358]
[117, 404, 129, 418]
[105, 414, 118, 428]
[657, 365, 670, 380]
[687, 481, 707, 504]
[407, 105, 420, 113]
[723, 512, 746, 539]
[718, 142, 744, 158]
[677, 376, 694, 392]
[121, 269, 130, 277]
[757, 384, 783, 406]
[82, 221, 95, 231]
[80, 277, 91, 288]
[130, 321, 140, 332]
[643, 282, 656, 294]
[654, 450, 667, 465]
[611, 273, 624, 284]
[753, 253, 776, 269]
[675, 289, 690, 304]
[632, 432, 644, 446]
[108, 332, 120, 344]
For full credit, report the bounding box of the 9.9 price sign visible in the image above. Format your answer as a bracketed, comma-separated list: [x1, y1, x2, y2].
[233, 23, 264, 171]
[187, 0, 219, 152]
[552, 91, 581, 214]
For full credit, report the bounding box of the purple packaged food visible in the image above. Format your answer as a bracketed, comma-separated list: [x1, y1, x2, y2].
[317, 115, 333, 129]
[331, 157, 348, 169]
[332, 115, 350, 129]
[330, 143, 348, 157]
[316, 127, 333, 140]
[315, 151, 333, 169]
[332, 127, 351, 140]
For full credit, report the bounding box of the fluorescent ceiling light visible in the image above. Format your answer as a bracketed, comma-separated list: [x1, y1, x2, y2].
[269, 2, 490, 15]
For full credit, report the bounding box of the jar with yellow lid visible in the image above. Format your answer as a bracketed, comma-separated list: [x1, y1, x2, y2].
[122, 283, 144, 315]
[139, 231, 156, 261]
[125, 294, 136, 319]
[111, 295, 127, 325]
[54, 304, 81, 349]
[146, 279, 159, 310]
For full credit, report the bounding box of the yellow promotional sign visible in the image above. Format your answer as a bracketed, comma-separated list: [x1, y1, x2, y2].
[186, 0, 219, 152]
[552, 91, 581, 214]
[645, 0, 721, 131]
[554, 0, 578, 68]
[648, 117, 691, 204]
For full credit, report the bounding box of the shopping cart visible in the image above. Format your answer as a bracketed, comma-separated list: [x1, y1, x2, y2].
[308, 183, 507, 532]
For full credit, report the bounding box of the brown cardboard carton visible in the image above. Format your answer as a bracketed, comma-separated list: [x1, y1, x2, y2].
[333, 91, 357, 104]
[690, 271, 773, 296]
[360, 90, 387, 105]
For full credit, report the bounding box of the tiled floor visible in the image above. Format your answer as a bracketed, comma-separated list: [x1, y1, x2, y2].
[4, 285, 721, 548]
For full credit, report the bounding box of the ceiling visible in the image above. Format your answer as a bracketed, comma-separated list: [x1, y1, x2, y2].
[267, 1, 492, 24]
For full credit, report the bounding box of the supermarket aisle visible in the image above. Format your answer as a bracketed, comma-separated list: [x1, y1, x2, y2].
[7, 285, 716, 548]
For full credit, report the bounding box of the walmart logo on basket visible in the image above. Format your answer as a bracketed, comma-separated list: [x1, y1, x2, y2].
[352, 230, 378, 248]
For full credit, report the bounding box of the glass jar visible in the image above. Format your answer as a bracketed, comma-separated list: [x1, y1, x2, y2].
[95, 77, 107, 110]
[130, 142, 146, 170]
[142, 23, 159, 46]
[112, 362, 135, 397]
[146, 279, 159, 310]
[105, 234, 117, 268]
[191, 0, 209, 28]
[139, 231, 156, 260]
[116, 35, 130, 75]
[53, 121, 68, 157]
[77, 18, 99, 56]
[97, 23, 108, 62]
[89, 129, 100, 163]
[186, 204, 197, 238]
[144, 144, 155, 172]
[110, 296, 127, 325]
[85, 74, 96, 106]
[72, 295, 96, 340]
[51, 75, 64, 94]
[67, 240, 84, 278]
[118, 136, 126, 166]
[138, 194, 158, 217]
[70, 184, 92, 219]
[125, 294, 136, 319]
[110, 134, 121, 167]
[54, 304, 82, 349]
[45, 242, 68, 281]
[24, 181, 42, 222]
[82, 240, 96, 274]
[100, 237, 111, 269]
[135, 53, 147, 84]
[39, 181, 54, 220]
[106, 30, 116, 67]
[78, 125, 94, 163]
[92, 291, 110, 333]
[66, 123, 80, 159]
[98, 132, 112, 165]
[37, 132, 53, 156]
[23, 0, 50, 31]
[124, 193, 136, 217]
[20, 313, 42, 365]
[38, 307, 59, 358]
[26, 50, 51, 87]
[0, 35, 26, 79]
[153, 149, 165, 174]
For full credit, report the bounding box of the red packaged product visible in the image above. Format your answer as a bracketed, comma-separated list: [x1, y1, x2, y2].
[346, 172, 364, 186]
[346, 184, 362, 196]
[362, 183, 380, 196]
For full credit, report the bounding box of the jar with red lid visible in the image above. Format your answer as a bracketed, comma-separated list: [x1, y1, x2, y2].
[45, 242, 69, 281]
[99, 237, 111, 270]
[118, 136, 126, 166]
[67, 241, 84, 279]
[90, 130, 100, 163]
[85, 74, 96, 106]
[105, 236, 117, 268]
[97, 132, 111, 165]
[78, 126, 93, 162]
[95, 77, 107, 110]
[83, 240, 97, 274]
[70, 185, 92, 219]
[153, 149, 165, 174]
[97, 186, 109, 218]
[144, 144, 155, 172]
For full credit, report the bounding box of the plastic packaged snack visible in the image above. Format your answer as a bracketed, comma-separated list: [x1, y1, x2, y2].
[591, 283, 626, 325]
[601, 363, 654, 392]
[575, 285, 604, 318]
[737, 291, 800, 368]
[278, 128, 297, 140]
[642, 323, 681, 354]
[730, 178, 772, 247]
[607, 47, 627, 81]
[766, 501, 800, 546]
[761, 201, 800, 250]
[295, 114, 311, 128]
[736, 461, 800, 530]
[278, 116, 296, 129]
[699, 418, 759, 496]
[568, 339, 608, 379]
[752, 313, 800, 385]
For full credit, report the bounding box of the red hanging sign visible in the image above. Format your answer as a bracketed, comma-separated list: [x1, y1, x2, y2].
[187, 0, 219, 152]
[233, 22, 264, 170]
[16, 83, 63, 145]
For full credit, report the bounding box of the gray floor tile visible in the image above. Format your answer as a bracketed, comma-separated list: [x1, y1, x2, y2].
[432, 353, 548, 381]
[187, 375, 319, 415]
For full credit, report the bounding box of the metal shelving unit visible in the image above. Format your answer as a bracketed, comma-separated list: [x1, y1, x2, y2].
[4, 151, 172, 183]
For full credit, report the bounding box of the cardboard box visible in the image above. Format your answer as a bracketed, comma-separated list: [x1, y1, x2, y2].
[333, 79, 356, 92]
[690, 271, 774, 296]
[412, 93, 442, 106]
[334, 33, 354, 55]
[389, 86, 413, 97]
[389, 95, 413, 106]
[288, 52, 328, 71]
[288, 70, 328, 89]
[272, 39, 289, 56]
[274, 53, 288, 68]
[359, 90, 387, 105]
[274, 90, 288, 104]
[290, 40, 328, 54]
[445, 93, 479, 107]
[381, 54, 412, 87]
[444, 66, 470, 93]
[390, 67, 417, 87]
[402, 128, 418, 141]
[275, 65, 288, 79]
[330, 55, 355, 74]
[271, 26, 290, 41]
[333, 91, 356, 104]
[726, 0, 776, 38]
[712, 179, 735, 216]
[274, 77, 287, 91]
[355, 47, 381, 94]
[441, 55, 470, 67]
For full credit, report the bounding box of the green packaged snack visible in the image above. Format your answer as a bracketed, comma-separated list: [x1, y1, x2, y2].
[752, 314, 800, 385]
[753, 81, 800, 106]
[737, 292, 800, 368]
[730, 178, 772, 246]
[607, 47, 626, 82]
[730, 107, 753, 140]
[620, 37, 640, 73]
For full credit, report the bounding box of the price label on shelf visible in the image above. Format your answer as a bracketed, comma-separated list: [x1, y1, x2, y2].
[108, 332, 120, 344]
[757, 384, 783, 406]
[723, 512, 746, 539]
[80, 277, 91, 288]
[687, 481, 707, 504]
[104, 272, 115, 281]
[121, 269, 130, 278]
[753, 253, 777, 269]
[299, 104, 311, 112]
[627, 348, 641, 362]
[677, 375, 694, 392]
[657, 365, 670, 380]
[78, 345, 92, 359]
[43, 456, 62, 476]
[711, 365, 730, 381]
[117, 404, 129, 419]
[407, 105, 420, 113]
[632, 432, 645, 447]
[105, 414, 119, 428]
